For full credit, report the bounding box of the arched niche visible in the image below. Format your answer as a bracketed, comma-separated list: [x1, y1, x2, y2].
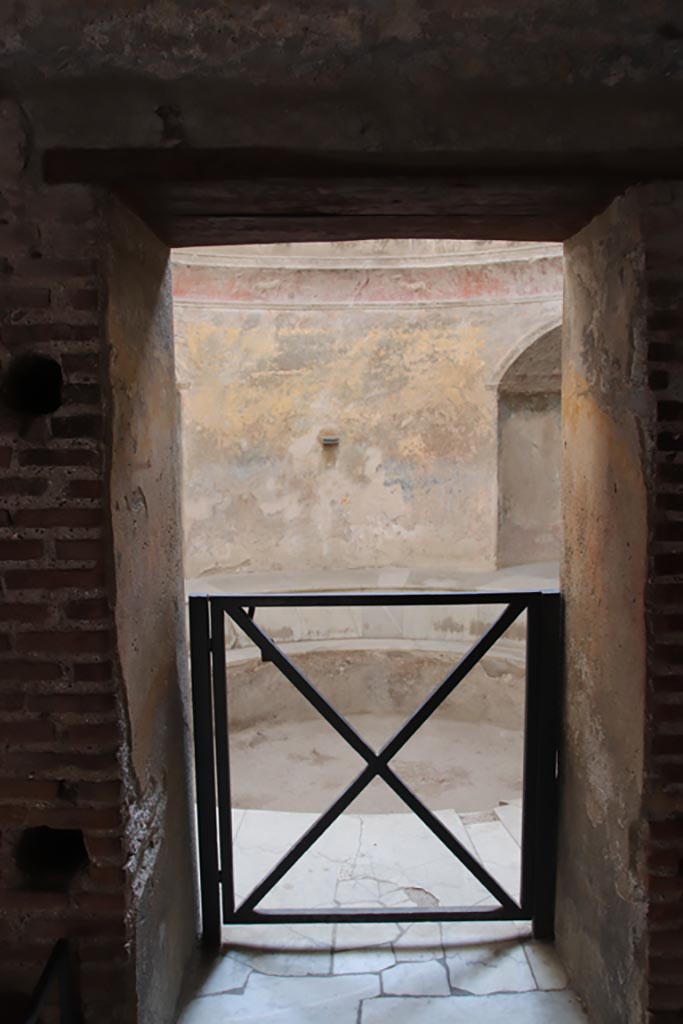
[497, 324, 562, 568]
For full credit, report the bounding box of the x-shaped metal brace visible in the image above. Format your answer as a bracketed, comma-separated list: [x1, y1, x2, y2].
[224, 600, 525, 916]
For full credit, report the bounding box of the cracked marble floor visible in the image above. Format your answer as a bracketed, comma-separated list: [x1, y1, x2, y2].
[177, 802, 590, 1022]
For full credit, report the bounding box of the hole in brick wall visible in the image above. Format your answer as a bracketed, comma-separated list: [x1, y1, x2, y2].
[14, 826, 89, 891]
[1, 353, 63, 417]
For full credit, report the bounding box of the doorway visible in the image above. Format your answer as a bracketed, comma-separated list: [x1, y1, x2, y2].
[96, 172, 651, 1024]
[171, 238, 582, 1022]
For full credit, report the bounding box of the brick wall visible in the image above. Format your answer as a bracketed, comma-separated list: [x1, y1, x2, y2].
[644, 188, 683, 1023]
[0, 101, 131, 1022]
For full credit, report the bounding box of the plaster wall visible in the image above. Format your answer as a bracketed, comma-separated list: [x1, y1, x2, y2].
[498, 392, 562, 567]
[557, 192, 651, 1024]
[173, 241, 563, 577]
[107, 201, 195, 1024]
[4, 4, 683, 161]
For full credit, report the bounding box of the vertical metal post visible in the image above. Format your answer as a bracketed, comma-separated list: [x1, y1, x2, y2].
[189, 596, 221, 949]
[521, 599, 540, 916]
[211, 600, 235, 921]
[523, 593, 563, 940]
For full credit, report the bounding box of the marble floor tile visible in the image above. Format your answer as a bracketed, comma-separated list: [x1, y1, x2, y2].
[222, 922, 334, 977]
[231, 808, 246, 842]
[445, 939, 537, 995]
[441, 919, 531, 948]
[232, 807, 506, 915]
[225, 944, 332, 978]
[179, 972, 380, 1024]
[336, 876, 381, 905]
[334, 921, 403, 949]
[494, 800, 523, 846]
[234, 971, 380, 1022]
[393, 921, 443, 962]
[303, 812, 363, 867]
[360, 991, 590, 1024]
[524, 939, 569, 990]
[464, 817, 522, 903]
[192, 956, 252, 997]
[433, 808, 480, 859]
[350, 811, 492, 908]
[232, 808, 317, 903]
[234, 808, 361, 910]
[179, 805, 588, 1023]
[333, 946, 397, 975]
[381, 959, 450, 996]
[221, 923, 334, 951]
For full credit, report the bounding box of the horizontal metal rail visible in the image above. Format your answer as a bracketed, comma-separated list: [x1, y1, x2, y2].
[229, 906, 521, 925]
[190, 590, 562, 944]
[205, 590, 557, 607]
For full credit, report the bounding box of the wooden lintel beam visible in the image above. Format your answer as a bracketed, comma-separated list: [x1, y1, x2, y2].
[43, 146, 672, 245]
[41, 146, 683, 184]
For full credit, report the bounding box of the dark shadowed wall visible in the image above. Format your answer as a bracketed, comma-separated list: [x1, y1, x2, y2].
[558, 191, 650, 1024]
[107, 200, 196, 1024]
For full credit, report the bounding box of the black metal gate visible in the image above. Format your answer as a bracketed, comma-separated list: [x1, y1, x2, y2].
[189, 590, 562, 949]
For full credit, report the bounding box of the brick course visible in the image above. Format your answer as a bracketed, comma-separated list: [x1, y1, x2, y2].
[644, 196, 683, 1022]
[0, 154, 130, 1022]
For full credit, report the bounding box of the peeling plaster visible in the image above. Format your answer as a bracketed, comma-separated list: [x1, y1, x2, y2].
[173, 242, 563, 576]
